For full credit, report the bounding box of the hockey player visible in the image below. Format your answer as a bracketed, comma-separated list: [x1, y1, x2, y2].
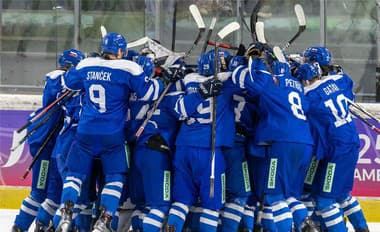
[31, 49, 86, 232]
[218, 53, 254, 232]
[298, 46, 369, 232]
[232, 42, 315, 232]
[165, 49, 241, 232]
[55, 32, 169, 232]
[11, 49, 84, 232]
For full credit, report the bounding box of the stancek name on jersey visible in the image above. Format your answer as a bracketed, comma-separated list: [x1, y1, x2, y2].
[86, 71, 112, 81]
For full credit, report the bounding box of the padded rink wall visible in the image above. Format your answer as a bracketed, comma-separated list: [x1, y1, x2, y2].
[0, 94, 380, 221]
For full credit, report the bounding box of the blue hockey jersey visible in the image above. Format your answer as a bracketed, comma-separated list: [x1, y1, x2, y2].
[232, 59, 313, 145]
[175, 72, 239, 148]
[304, 73, 359, 159]
[63, 57, 163, 135]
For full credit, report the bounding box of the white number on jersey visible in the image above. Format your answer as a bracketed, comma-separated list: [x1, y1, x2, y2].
[89, 84, 106, 113]
[288, 91, 306, 120]
[324, 93, 352, 127]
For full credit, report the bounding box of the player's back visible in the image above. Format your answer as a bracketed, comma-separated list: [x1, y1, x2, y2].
[67, 57, 158, 135]
[255, 74, 313, 145]
[304, 74, 359, 146]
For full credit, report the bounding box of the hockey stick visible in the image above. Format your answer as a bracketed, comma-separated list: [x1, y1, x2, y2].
[100, 25, 107, 38]
[350, 109, 380, 134]
[255, 21, 267, 44]
[210, 21, 240, 198]
[239, 5, 255, 41]
[250, 0, 264, 41]
[11, 91, 76, 151]
[21, 119, 63, 180]
[207, 40, 238, 50]
[171, 0, 178, 51]
[16, 90, 71, 133]
[201, 17, 217, 54]
[347, 99, 380, 123]
[281, 4, 306, 50]
[135, 5, 206, 138]
[273, 46, 287, 63]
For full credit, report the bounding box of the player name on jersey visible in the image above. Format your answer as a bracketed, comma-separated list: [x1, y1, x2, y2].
[323, 83, 340, 95]
[86, 71, 112, 81]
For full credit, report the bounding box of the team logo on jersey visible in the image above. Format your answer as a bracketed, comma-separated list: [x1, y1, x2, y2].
[242, 161, 251, 192]
[305, 156, 319, 185]
[268, 158, 278, 189]
[163, 170, 171, 201]
[323, 162, 336, 193]
[221, 173, 226, 204]
[37, 160, 49, 189]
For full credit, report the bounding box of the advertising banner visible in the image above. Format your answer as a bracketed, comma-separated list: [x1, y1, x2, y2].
[0, 110, 379, 196]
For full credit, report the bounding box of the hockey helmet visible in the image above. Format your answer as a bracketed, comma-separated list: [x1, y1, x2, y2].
[294, 63, 321, 81]
[303, 46, 331, 66]
[101, 32, 127, 55]
[58, 49, 85, 68]
[228, 55, 248, 71]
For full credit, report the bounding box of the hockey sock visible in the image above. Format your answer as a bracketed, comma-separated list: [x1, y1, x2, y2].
[286, 197, 308, 230]
[36, 198, 60, 226]
[220, 202, 245, 232]
[316, 197, 347, 232]
[301, 194, 315, 217]
[239, 204, 255, 231]
[74, 204, 92, 231]
[143, 207, 169, 232]
[199, 208, 219, 232]
[270, 200, 293, 232]
[339, 195, 368, 230]
[99, 174, 125, 215]
[14, 196, 42, 231]
[260, 206, 276, 232]
[167, 202, 189, 232]
[184, 205, 202, 231]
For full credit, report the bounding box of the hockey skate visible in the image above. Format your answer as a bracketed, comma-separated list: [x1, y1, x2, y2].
[34, 221, 48, 232]
[300, 217, 320, 232]
[11, 225, 23, 232]
[55, 200, 74, 232]
[92, 207, 113, 232]
[165, 225, 176, 232]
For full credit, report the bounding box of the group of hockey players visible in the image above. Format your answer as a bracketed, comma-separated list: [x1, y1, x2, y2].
[10, 28, 370, 232]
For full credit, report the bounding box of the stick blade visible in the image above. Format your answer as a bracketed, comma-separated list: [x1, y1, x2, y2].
[100, 25, 107, 38]
[273, 46, 286, 63]
[127, 37, 150, 48]
[217, 22, 240, 40]
[189, 4, 205, 29]
[294, 4, 306, 26]
[255, 22, 266, 44]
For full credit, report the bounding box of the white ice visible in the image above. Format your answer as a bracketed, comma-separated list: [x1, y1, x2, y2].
[1, 209, 379, 232]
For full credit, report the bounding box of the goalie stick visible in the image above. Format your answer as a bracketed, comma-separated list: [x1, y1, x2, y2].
[210, 21, 240, 198]
[135, 4, 206, 139]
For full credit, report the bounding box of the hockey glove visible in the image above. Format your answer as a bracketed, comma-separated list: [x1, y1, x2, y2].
[198, 79, 223, 99]
[245, 42, 266, 58]
[161, 64, 185, 84]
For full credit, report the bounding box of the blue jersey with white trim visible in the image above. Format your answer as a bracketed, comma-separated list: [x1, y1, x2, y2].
[27, 69, 65, 146]
[127, 81, 204, 148]
[232, 59, 313, 145]
[304, 73, 359, 159]
[175, 72, 239, 148]
[64, 57, 163, 134]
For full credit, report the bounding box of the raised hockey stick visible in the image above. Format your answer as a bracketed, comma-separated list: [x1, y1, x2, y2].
[16, 90, 71, 133]
[201, 17, 217, 54]
[250, 0, 264, 38]
[281, 4, 306, 50]
[207, 40, 239, 50]
[209, 21, 240, 198]
[100, 25, 107, 38]
[135, 5, 206, 139]
[350, 109, 380, 134]
[255, 21, 267, 44]
[347, 99, 380, 123]
[273, 46, 287, 63]
[21, 119, 63, 180]
[11, 91, 76, 151]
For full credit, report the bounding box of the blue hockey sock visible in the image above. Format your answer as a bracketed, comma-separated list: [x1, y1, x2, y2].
[286, 197, 308, 230]
[316, 203, 347, 232]
[339, 196, 368, 230]
[260, 206, 276, 232]
[36, 198, 60, 226]
[271, 200, 293, 232]
[167, 202, 189, 231]
[199, 208, 219, 232]
[220, 202, 245, 232]
[99, 174, 125, 215]
[143, 207, 169, 232]
[14, 196, 42, 231]
[240, 204, 255, 231]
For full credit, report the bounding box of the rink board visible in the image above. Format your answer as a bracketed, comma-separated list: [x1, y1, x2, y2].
[0, 95, 380, 220]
